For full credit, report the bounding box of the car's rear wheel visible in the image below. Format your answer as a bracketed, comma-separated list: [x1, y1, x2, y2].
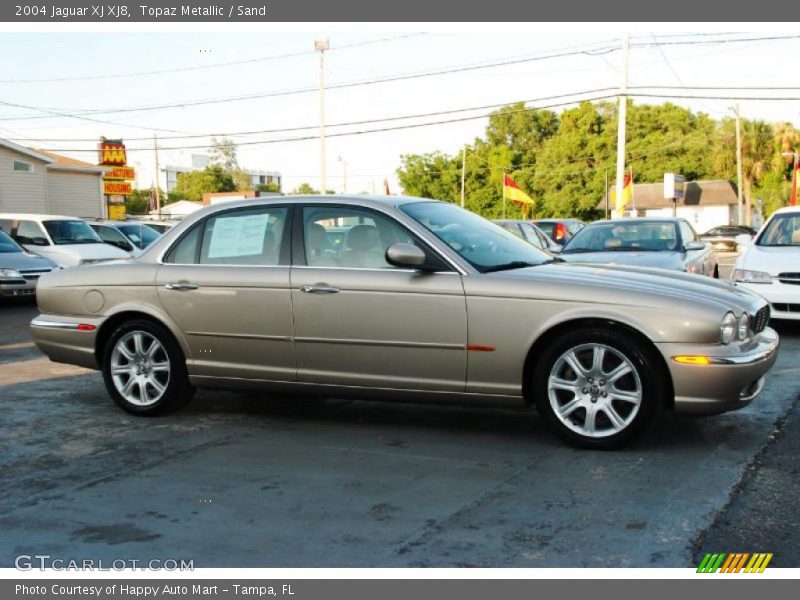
[532, 328, 664, 449]
[102, 319, 194, 415]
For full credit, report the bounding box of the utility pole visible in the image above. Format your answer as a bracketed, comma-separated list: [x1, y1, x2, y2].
[732, 104, 745, 225]
[315, 38, 330, 195]
[604, 171, 609, 219]
[460, 145, 466, 208]
[615, 32, 630, 218]
[153, 134, 161, 219]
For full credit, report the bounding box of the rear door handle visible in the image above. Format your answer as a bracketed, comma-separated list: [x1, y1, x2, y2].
[164, 282, 199, 291]
[300, 284, 340, 294]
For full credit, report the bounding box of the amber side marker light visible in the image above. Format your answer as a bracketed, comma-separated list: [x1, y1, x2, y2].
[672, 355, 711, 365]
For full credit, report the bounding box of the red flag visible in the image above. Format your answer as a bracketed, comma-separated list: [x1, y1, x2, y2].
[148, 186, 158, 213]
[791, 163, 799, 206]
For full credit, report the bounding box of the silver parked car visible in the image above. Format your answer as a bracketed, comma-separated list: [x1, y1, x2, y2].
[31, 196, 778, 449]
[493, 219, 561, 253]
[0, 230, 58, 298]
[560, 218, 720, 278]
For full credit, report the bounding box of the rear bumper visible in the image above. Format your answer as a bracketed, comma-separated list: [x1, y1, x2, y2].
[30, 315, 103, 370]
[656, 327, 780, 415]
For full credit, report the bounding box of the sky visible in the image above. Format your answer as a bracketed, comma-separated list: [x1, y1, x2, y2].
[0, 25, 799, 198]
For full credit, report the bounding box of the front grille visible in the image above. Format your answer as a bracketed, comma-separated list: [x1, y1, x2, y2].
[750, 305, 770, 333]
[19, 268, 51, 281]
[777, 272, 800, 285]
[771, 303, 800, 313]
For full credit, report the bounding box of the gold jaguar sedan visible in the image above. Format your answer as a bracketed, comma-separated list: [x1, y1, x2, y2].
[31, 196, 779, 449]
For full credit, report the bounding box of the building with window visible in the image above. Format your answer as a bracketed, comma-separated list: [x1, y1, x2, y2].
[160, 154, 281, 193]
[0, 139, 105, 218]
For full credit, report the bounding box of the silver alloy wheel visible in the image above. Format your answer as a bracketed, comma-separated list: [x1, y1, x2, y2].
[547, 343, 642, 438]
[110, 331, 171, 407]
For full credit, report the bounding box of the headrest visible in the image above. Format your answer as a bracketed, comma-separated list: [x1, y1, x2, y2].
[262, 230, 276, 253]
[307, 223, 327, 248]
[346, 224, 379, 250]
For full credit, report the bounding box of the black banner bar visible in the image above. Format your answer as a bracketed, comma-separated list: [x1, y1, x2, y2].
[1, 0, 798, 22]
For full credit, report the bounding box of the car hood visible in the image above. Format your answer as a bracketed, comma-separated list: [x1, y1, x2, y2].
[0, 251, 57, 270]
[737, 245, 799, 275]
[484, 261, 762, 315]
[559, 250, 683, 270]
[25, 242, 130, 266]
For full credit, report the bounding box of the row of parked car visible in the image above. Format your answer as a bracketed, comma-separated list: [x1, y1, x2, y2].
[495, 208, 800, 321]
[0, 213, 173, 297]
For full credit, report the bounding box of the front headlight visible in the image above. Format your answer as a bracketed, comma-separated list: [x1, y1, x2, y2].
[731, 269, 772, 283]
[0, 268, 23, 280]
[737, 313, 750, 340]
[720, 312, 736, 344]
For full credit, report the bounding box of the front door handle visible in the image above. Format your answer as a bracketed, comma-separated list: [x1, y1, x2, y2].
[164, 282, 199, 291]
[300, 284, 340, 294]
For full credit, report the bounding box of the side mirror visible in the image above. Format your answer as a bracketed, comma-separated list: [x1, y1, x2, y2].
[30, 237, 50, 246]
[386, 242, 427, 269]
[549, 245, 562, 254]
[684, 240, 706, 252]
[735, 234, 753, 248]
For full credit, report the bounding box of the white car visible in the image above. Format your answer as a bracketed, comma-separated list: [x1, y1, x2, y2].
[0, 213, 130, 268]
[731, 206, 800, 320]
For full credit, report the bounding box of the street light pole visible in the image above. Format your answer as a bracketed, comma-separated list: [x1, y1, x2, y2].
[460, 145, 466, 208]
[614, 32, 630, 218]
[731, 104, 745, 225]
[315, 37, 330, 195]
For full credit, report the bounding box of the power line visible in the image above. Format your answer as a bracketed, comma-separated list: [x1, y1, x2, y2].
[0, 33, 428, 84]
[3, 33, 799, 124]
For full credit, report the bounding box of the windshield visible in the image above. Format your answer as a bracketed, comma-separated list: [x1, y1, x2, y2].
[42, 220, 103, 245]
[562, 221, 679, 253]
[118, 224, 160, 248]
[400, 202, 551, 272]
[756, 213, 800, 247]
[0, 230, 22, 253]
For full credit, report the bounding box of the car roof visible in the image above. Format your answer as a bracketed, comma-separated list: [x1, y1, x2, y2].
[587, 218, 683, 225]
[0, 213, 85, 221]
[772, 206, 800, 215]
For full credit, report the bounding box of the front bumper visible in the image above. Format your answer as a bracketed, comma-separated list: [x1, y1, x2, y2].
[657, 327, 780, 415]
[732, 282, 800, 320]
[0, 281, 36, 297]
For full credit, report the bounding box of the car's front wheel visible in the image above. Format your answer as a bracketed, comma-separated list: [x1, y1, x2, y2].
[532, 328, 664, 449]
[102, 319, 194, 415]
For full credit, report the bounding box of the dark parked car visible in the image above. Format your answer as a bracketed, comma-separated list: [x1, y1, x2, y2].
[89, 220, 162, 253]
[700, 225, 757, 252]
[493, 220, 560, 253]
[0, 229, 58, 297]
[559, 218, 719, 278]
[532, 218, 586, 246]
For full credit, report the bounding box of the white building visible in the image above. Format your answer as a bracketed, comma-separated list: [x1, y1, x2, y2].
[161, 154, 281, 193]
[0, 140, 105, 218]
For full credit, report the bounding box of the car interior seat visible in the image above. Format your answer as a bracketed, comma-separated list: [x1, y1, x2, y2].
[340, 224, 387, 268]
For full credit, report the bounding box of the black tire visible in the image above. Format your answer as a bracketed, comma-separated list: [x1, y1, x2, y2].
[531, 327, 665, 450]
[101, 318, 194, 416]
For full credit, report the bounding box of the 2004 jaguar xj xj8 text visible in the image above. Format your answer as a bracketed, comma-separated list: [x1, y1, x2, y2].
[30, 195, 779, 449]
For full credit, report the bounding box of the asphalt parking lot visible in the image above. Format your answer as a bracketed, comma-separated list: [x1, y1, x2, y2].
[2, 289, 799, 568]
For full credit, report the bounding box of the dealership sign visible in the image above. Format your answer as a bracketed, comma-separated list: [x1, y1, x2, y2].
[98, 140, 127, 166]
[103, 180, 133, 195]
[104, 166, 136, 180]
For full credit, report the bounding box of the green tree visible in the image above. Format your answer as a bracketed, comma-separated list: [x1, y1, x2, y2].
[256, 182, 281, 193]
[124, 188, 161, 215]
[172, 165, 235, 202]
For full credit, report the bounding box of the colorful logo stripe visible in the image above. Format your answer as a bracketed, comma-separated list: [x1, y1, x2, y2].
[697, 552, 773, 573]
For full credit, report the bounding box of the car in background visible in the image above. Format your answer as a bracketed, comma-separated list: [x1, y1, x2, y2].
[532, 218, 586, 246]
[136, 221, 176, 235]
[559, 218, 720, 278]
[493, 219, 560, 253]
[89, 220, 162, 253]
[731, 206, 800, 320]
[700, 225, 757, 252]
[31, 195, 778, 450]
[0, 229, 58, 298]
[0, 214, 130, 268]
